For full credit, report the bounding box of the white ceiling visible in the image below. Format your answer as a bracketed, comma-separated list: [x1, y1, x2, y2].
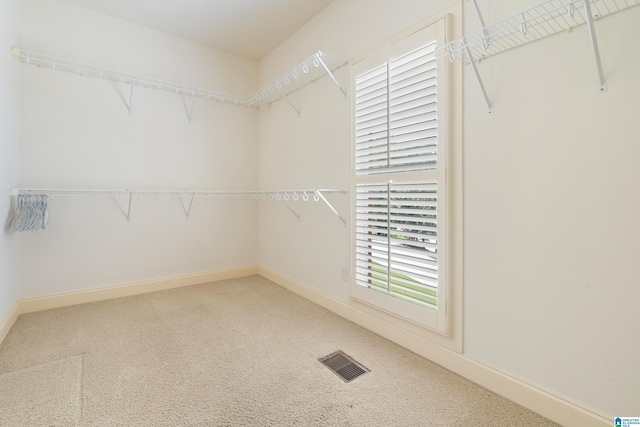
[60, 0, 334, 59]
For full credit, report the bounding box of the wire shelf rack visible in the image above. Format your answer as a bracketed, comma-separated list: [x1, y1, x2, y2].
[247, 51, 347, 115]
[12, 48, 347, 118]
[436, 0, 640, 63]
[9, 188, 347, 225]
[11, 48, 248, 107]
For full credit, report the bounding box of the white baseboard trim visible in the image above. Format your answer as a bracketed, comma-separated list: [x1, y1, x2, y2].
[258, 266, 610, 427]
[19, 265, 259, 314]
[0, 266, 258, 346]
[0, 301, 21, 346]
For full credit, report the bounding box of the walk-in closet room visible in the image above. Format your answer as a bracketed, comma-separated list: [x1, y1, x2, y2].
[1, 0, 639, 425]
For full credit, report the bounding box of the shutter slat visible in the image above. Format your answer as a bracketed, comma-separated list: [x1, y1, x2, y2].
[391, 70, 437, 94]
[390, 104, 436, 123]
[388, 250, 437, 269]
[356, 144, 388, 157]
[356, 89, 387, 108]
[357, 102, 388, 119]
[391, 54, 436, 79]
[356, 64, 387, 86]
[392, 134, 436, 147]
[389, 145, 437, 160]
[356, 78, 387, 100]
[356, 115, 388, 132]
[356, 134, 388, 146]
[391, 228, 437, 241]
[390, 77, 437, 100]
[356, 120, 387, 135]
[391, 122, 437, 139]
[390, 43, 436, 69]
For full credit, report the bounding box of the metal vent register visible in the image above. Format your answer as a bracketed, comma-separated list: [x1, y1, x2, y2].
[319, 351, 369, 382]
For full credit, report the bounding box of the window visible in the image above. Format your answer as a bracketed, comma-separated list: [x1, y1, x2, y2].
[352, 19, 449, 333]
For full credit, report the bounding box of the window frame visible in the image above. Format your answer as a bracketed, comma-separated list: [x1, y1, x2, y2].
[349, 14, 459, 339]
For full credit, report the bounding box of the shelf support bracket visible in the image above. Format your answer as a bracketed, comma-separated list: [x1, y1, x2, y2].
[126, 191, 133, 222]
[279, 200, 300, 221]
[316, 54, 347, 99]
[470, 0, 491, 49]
[582, 0, 607, 93]
[276, 86, 301, 117]
[185, 192, 195, 220]
[462, 36, 493, 114]
[315, 190, 346, 227]
[127, 76, 134, 115]
[188, 92, 197, 123]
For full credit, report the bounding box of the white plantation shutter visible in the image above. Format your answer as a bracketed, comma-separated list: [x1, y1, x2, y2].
[356, 43, 438, 174]
[355, 65, 388, 172]
[352, 19, 448, 332]
[355, 183, 438, 308]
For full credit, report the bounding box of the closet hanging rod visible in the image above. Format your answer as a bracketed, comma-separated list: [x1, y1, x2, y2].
[247, 51, 347, 111]
[10, 48, 249, 107]
[436, 0, 639, 63]
[9, 188, 348, 225]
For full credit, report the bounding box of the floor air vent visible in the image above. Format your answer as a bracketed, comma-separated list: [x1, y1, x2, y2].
[319, 351, 369, 382]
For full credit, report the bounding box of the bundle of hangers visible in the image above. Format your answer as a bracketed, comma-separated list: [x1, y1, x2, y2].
[6, 194, 49, 232]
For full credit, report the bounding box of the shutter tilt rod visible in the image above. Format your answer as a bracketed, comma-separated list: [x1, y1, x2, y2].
[279, 200, 300, 221]
[315, 53, 347, 99]
[315, 190, 346, 227]
[385, 183, 392, 292]
[462, 36, 493, 114]
[582, 0, 607, 93]
[276, 85, 301, 117]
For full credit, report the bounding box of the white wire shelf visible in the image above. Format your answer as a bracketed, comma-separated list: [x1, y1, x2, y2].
[437, 0, 639, 113]
[247, 51, 347, 116]
[437, 0, 639, 63]
[11, 48, 248, 108]
[11, 48, 347, 119]
[9, 188, 347, 225]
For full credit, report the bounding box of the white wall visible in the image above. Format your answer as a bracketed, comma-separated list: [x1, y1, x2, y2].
[0, 0, 21, 324]
[258, 0, 640, 420]
[463, 1, 640, 417]
[17, 0, 259, 297]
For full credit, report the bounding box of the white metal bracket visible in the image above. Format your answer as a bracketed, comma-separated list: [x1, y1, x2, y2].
[315, 53, 347, 100]
[462, 36, 493, 114]
[127, 76, 134, 115]
[582, 0, 607, 93]
[126, 191, 133, 222]
[279, 199, 300, 221]
[187, 92, 197, 123]
[470, 0, 491, 49]
[315, 190, 346, 227]
[185, 192, 195, 219]
[276, 86, 301, 117]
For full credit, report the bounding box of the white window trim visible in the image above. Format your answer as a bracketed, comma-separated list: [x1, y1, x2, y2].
[348, 10, 463, 351]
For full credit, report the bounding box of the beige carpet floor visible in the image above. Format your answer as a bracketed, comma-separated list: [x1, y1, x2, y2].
[0, 275, 559, 426]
